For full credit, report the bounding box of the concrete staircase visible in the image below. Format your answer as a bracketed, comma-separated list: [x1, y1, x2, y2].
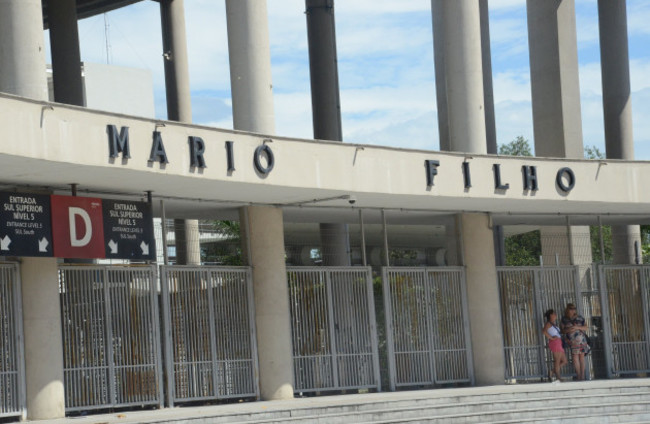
[34, 379, 650, 424]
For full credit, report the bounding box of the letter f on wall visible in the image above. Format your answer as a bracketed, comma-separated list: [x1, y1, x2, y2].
[69, 207, 92, 247]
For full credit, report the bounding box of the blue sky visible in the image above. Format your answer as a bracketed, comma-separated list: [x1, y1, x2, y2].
[53, 0, 650, 158]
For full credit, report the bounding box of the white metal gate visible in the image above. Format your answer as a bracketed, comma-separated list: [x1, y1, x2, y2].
[382, 267, 473, 391]
[59, 265, 163, 411]
[599, 265, 650, 377]
[0, 263, 24, 419]
[160, 266, 258, 406]
[497, 266, 585, 381]
[287, 267, 381, 393]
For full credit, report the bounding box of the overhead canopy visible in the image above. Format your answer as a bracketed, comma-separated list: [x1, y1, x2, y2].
[2, 92, 650, 226]
[42, 0, 146, 28]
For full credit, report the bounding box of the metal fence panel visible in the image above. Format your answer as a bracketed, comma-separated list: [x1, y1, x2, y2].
[0, 264, 24, 419]
[497, 266, 585, 381]
[288, 267, 380, 393]
[382, 267, 472, 391]
[160, 266, 258, 406]
[59, 265, 162, 412]
[600, 265, 650, 376]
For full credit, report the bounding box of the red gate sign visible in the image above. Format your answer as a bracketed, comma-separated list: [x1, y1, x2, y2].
[51, 195, 105, 259]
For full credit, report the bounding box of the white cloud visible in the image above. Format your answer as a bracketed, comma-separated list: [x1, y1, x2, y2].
[42, 0, 648, 160]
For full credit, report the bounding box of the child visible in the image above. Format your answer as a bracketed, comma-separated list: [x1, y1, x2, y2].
[543, 309, 568, 382]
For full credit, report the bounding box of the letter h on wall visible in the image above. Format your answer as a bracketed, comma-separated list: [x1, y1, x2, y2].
[522, 165, 538, 191]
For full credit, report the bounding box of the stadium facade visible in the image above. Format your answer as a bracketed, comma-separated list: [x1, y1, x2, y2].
[0, 0, 647, 420]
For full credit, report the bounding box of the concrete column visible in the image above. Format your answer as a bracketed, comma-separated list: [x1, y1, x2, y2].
[460, 213, 505, 385]
[598, 0, 641, 264]
[440, 0, 487, 154]
[173, 218, 201, 265]
[21, 258, 65, 419]
[0, 2, 64, 418]
[541, 225, 593, 266]
[598, 0, 634, 161]
[480, 0, 497, 155]
[47, 0, 84, 106]
[305, 0, 350, 266]
[431, 0, 449, 151]
[159, 0, 201, 264]
[320, 223, 351, 266]
[306, 0, 342, 142]
[612, 225, 641, 264]
[0, 0, 48, 100]
[160, 0, 192, 123]
[526, 0, 583, 159]
[239, 206, 293, 400]
[225, 0, 275, 134]
[226, 1, 293, 399]
[528, 1, 592, 265]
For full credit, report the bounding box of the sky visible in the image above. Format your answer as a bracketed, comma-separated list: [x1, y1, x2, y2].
[46, 0, 650, 159]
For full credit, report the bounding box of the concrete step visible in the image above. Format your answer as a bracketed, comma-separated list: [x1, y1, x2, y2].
[206, 387, 650, 423]
[27, 379, 650, 424]
[233, 398, 650, 424]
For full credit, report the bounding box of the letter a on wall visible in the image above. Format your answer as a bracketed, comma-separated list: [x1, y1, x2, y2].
[51, 195, 105, 258]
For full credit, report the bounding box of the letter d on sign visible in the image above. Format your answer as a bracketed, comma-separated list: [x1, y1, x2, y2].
[69, 207, 92, 247]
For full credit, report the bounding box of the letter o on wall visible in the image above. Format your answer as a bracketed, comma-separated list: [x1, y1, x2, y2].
[556, 167, 575, 192]
[254, 145, 275, 175]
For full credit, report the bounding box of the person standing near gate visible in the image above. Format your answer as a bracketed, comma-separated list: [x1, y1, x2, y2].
[543, 309, 567, 382]
[561, 303, 591, 381]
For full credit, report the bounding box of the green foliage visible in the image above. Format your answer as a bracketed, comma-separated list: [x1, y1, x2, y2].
[498, 136, 532, 157]
[584, 145, 605, 159]
[201, 220, 243, 265]
[504, 230, 541, 266]
[590, 224, 612, 263]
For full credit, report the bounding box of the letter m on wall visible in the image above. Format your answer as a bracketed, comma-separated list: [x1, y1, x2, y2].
[107, 125, 131, 159]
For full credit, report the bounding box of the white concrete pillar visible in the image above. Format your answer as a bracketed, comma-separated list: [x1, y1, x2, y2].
[526, 0, 583, 159]
[48, 0, 84, 106]
[0, 0, 48, 100]
[440, 0, 487, 154]
[173, 218, 201, 265]
[460, 213, 505, 385]
[21, 258, 65, 419]
[540, 225, 593, 266]
[1, 3, 64, 418]
[612, 225, 641, 264]
[226, 1, 293, 400]
[598, 0, 641, 264]
[225, 0, 275, 134]
[239, 206, 293, 400]
[528, 1, 592, 265]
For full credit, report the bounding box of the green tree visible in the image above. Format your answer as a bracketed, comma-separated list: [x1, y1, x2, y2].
[498, 135, 532, 157]
[505, 230, 541, 266]
[201, 220, 243, 265]
[499, 136, 539, 265]
[584, 145, 604, 160]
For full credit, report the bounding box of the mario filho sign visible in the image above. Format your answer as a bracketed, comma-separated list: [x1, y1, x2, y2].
[107, 124, 579, 194]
